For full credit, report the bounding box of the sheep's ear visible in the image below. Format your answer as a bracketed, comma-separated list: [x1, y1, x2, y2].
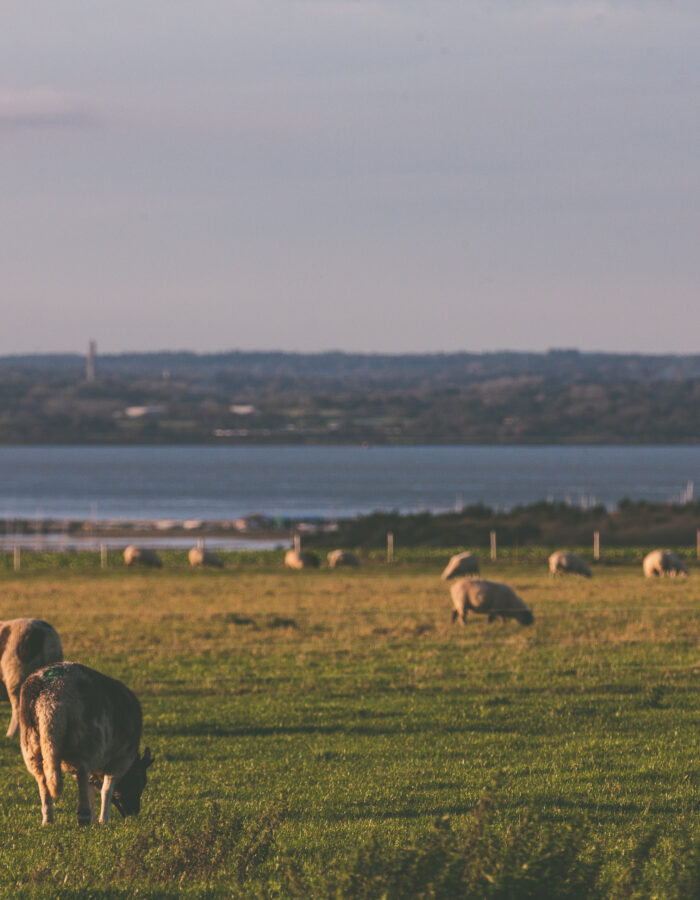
[143, 747, 154, 768]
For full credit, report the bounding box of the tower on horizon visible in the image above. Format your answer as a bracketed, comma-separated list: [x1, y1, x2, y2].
[86, 340, 96, 382]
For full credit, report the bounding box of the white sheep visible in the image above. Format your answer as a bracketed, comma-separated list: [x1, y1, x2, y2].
[188, 547, 223, 568]
[284, 549, 320, 570]
[449, 578, 534, 626]
[0, 618, 63, 738]
[441, 551, 480, 580]
[20, 661, 153, 825]
[123, 546, 163, 568]
[327, 550, 360, 569]
[642, 549, 689, 578]
[548, 551, 592, 578]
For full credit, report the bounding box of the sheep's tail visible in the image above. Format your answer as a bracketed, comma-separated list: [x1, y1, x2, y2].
[35, 698, 65, 799]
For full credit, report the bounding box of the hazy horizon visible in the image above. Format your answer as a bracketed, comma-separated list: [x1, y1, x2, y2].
[3, 344, 700, 361]
[4, 2, 700, 357]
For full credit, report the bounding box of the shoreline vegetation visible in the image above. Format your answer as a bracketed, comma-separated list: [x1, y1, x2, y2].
[2, 497, 700, 552]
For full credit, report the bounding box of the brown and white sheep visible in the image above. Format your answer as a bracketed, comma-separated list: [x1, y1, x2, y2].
[20, 662, 153, 825]
[327, 550, 360, 569]
[284, 549, 320, 570]
[123, 546, 163, 568]
[188, 547, 224, 568]
[449, 578, 534, 626]
[441, 551, 480, 580]
[0, 618, 63, 738]
[642, 549, 689, 578]
[548, 551, 592, 578]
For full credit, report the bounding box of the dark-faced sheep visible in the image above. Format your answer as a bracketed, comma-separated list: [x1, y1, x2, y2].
[327, 550, 360, 569]
[284, 549, 320, 570]
[188, 547, 224, 568]
[548, 551, 592, 578]
[441, 551, 480, 580]
[20, 662, 153, 825]
[0, 619, 63, 738]
[450, 578, 534, 626]
[123, 546, 162, 568]
[643, 549, 689, 578]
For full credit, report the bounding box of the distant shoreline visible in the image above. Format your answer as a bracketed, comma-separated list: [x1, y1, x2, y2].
[0, 516, 300, 542]
[4, 349, 700, 445]
[2, 494, 700, 552]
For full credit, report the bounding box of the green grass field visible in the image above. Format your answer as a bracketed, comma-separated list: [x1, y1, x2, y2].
[0, 555, 697, 898]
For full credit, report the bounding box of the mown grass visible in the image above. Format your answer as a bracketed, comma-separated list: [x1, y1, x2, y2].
[0, 557, 697, 897]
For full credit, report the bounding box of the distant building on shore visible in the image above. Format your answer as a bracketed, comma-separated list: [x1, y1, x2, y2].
[123, 406, 166, 419]
[86, 340, 97, 382]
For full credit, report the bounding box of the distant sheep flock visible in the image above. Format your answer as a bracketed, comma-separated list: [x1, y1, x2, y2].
[116, 543, 690, 585]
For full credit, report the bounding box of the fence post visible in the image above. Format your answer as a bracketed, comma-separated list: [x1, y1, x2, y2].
[593, 531, 600, 561]
[13, 546, 20, 572]
[513, 540, 519, 566]
[697, 529, 700, 561]
[387, 532, 394, 563]
[294, 533, 301, 554]
[490, 530, 497, 561]
[100, 543, 108, 570]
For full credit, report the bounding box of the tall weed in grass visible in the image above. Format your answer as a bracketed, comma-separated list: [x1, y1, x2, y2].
[283, 794, 603, 899]
[7, 804, 284, 898]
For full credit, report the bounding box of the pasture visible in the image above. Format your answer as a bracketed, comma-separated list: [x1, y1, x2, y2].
[0, 555, 697, 898]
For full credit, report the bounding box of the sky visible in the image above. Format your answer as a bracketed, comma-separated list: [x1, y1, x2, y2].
[2, 1, 700, 356]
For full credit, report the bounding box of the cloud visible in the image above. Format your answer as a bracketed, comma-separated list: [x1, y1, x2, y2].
[0, 87, 97, 129]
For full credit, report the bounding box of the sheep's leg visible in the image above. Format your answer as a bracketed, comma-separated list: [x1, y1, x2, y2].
[451, 610, 459, 625]
[37, 775, 54, 825]
[88, 782, 96, 821]
[99, 775, 116, 824]
[76, 765, 93, 825]
[6, 691, 19, 737]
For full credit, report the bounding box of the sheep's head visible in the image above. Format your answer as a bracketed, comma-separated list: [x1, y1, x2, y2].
[517, 609, 534, 626]
[112, 747, 155, 817]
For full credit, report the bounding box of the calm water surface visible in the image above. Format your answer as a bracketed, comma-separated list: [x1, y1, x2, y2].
[0, 445, 698, 522]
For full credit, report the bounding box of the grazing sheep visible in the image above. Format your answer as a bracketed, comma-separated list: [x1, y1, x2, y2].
[20, 662, 154, 825]
[548, 551, 592, 578]
[327, 550, 360, 569]
[123, 546, 162, 568]
[284, 549, 320, 570]
[643, 549, 689, 578]
[188, 547, 223, 568]
[450, 578, 534, 626]
[0, 619, 63, 738]
[441, 551, 480, 580]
